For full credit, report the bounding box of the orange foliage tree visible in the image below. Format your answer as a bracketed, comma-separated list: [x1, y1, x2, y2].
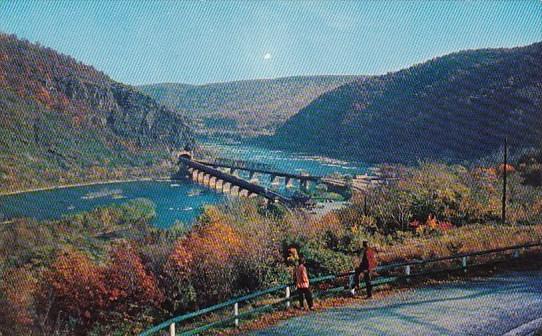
[105, 242, 164, 315]
[0, 266, 38, 334]
[40, 244, 165, 331]
[167, 206, 242, 306]
[41, 249, 107, 327]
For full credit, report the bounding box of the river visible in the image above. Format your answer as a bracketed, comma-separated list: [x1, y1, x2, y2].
[0, 142, 368, 228]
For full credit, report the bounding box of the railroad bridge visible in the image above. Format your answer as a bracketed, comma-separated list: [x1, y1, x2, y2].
[175, 150, 321, 206]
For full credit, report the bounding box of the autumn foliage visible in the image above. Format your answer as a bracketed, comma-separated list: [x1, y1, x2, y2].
[2, 159, 542, 335]
[105, 243, 164, 313]
[42, 249, 108, 325]
[167, 207, 242, 305]
[0, 266, 38, 334]
[38, 243, 163, 332]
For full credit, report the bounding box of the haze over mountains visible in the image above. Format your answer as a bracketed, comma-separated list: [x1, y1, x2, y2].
[0, 33, 193, 191]
[266, 42, 542, 163]
[139, 75, 360, 138]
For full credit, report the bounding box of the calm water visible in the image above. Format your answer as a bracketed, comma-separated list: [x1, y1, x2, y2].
[0, 180, 224, 228]
[0, 143, 367, 228]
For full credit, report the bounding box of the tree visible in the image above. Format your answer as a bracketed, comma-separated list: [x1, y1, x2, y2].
[166, 206, 243, 306]
[40, 249, 107, 329]
[105, 242, 164, 315]
[0, 266, 38, 334]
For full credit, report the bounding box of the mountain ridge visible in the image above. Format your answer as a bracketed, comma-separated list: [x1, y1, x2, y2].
[139, 75, 362, 138]
[266, 42, 542, 163]
[0, 33, 194, 192]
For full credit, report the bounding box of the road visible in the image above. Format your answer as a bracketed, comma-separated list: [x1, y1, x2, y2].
[251, 271, 542, 336]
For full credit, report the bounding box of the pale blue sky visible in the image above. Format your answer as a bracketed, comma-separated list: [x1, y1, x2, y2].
[0, 1, 540, 85]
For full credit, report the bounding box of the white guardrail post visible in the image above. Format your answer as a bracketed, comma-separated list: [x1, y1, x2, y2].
[234, 302, 239, 328]
[169, 323, 175, 336]
[348, 271, 357, 296]
[462, 256, 467, 273]
[404, 265, 411, 282]
[285, 286, 291, 309]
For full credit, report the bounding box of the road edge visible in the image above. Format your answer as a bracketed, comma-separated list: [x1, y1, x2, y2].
[503, 317, 542, 336]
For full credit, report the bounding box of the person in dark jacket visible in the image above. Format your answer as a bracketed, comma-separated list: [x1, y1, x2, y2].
[354, 241, 377, 298]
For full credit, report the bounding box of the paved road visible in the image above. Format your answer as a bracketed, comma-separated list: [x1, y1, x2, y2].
[251, 271, 542, 336]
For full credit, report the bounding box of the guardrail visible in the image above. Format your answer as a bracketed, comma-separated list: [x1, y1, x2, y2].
[140, 241, 542, 336]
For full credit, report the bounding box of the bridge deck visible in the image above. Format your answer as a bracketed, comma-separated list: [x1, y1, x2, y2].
[194, 159, 322, 181]
[179, 157, 293, 204]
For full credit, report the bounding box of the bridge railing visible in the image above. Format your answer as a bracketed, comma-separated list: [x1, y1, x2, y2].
[140, 241, 542, 336]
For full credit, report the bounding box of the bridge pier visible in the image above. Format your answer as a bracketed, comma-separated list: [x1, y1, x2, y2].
[198, 171, 205, 184]
[209, 176, 217, 188]
[222, 182, 231, 193]
[203, 173, 211, 186]
[215, 179, 223, 191]
[249, 171, 259, 183]
[271, 175, 280, 186]
[301, 180, 311, 192]
[285, 177, 294, 188]
[191, 169, 199, 182]
[230, 185, 240, 196]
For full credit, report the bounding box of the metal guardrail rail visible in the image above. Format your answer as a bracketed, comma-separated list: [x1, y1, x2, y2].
[140, 242, 542, 336]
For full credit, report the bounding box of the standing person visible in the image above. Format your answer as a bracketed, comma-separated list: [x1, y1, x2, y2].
[294, 256, 314, 310]
[354, 241, 378, 298]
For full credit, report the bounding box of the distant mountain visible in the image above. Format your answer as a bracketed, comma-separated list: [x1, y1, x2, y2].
[267, 43, 542, 163]
[139, 75, 361, 138]
[0, 33, 194, 192]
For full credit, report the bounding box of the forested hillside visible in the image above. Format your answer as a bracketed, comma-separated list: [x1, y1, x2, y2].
[268, 42, 542, 163]
[0, 33, 194, 192]
[139, 75, 361, 138]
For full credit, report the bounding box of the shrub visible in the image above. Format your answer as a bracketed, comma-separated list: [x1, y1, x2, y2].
[168, 207, 242, 306]
[0, 265, 38, 334]
[300, 242, 354, 276]
[40, 249, 107, 329]
[104, 242, 164, 316]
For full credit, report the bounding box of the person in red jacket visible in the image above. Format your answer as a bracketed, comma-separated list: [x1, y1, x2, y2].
[354, 241, 378, 298]
[294, 256, 314, 310]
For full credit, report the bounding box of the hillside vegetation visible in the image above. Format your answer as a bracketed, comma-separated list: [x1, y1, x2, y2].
[267, 43, 542, 163]
[139, 75, 361, 138]
[0, 34, 194, 192]
[1, 161, 541, 335]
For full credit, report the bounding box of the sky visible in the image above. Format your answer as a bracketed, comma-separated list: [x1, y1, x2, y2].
[0, 1, 540, 85]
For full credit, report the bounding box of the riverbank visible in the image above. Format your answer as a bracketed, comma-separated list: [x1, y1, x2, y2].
[309, 201, 351, 217]
[0, 176, 171, 197]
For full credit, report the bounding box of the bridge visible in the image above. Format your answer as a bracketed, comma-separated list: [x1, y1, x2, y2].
[175, 150, 390, 206]
[178, 156, 295, 205]
[175, 150, 326, 206]
[194, 158, 321, 189]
